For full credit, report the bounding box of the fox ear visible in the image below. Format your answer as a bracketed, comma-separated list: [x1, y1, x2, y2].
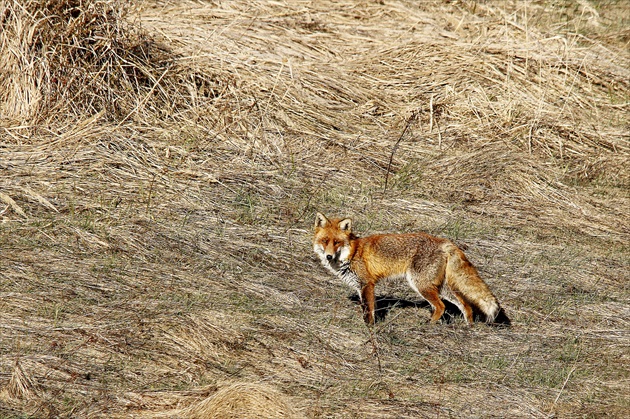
[315, 212, 329, 228]
[338, 218, 352, 232]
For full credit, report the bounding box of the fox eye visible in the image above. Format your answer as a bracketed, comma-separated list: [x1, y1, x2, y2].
[322, 239, 329, 245]
[333, 240, 340, 246]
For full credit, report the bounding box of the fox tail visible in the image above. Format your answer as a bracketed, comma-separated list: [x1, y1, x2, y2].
[443, 243, 509, 325]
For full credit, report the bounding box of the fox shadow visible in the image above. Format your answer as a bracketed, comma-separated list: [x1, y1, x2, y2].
[348, 294, 511, 326]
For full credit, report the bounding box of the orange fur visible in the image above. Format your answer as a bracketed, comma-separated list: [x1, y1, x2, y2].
[313, 213, 508, 326]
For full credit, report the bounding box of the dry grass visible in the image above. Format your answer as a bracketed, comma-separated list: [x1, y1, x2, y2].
[1, 0, 628, 417]
[183, 382, 299, 419]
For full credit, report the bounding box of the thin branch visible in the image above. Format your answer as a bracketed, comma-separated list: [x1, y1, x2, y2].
[383, 111, 418, 192]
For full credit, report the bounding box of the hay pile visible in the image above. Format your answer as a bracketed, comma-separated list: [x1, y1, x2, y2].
[185, 382, 298, 419]
[0, 0, 195, 122]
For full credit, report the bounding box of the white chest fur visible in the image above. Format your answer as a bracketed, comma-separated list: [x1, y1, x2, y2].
[336, 262, 361, 295]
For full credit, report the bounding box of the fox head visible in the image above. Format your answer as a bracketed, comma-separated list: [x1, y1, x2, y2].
[313, 212, 354, 271]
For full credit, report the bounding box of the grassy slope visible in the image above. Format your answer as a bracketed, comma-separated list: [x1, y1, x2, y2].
[1, 0, 628, 417]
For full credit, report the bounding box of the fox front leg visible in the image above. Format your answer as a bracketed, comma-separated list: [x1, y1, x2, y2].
[360, 282, 376, 325]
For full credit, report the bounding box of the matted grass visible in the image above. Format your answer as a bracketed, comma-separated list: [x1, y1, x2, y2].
[1, 0, 628, 417]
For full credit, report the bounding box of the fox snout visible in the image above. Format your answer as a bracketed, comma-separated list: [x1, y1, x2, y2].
[314, 243, 343, 269]
[323, 249, 347, 271]
[324, 250, 339, 263]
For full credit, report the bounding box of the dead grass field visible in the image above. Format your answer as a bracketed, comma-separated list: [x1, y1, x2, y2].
[1, 0, 628, 417]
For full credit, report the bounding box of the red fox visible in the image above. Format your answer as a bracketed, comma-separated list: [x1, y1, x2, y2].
[313, 213, 508, 326]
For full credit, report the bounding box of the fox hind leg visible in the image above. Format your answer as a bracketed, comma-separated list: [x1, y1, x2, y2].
[439, 283, 475, 326]
[449, 291, 474, 326]
[420, 286, 446, 323]
[407, 266, 447, 323]
[407, 274, 445, 323]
